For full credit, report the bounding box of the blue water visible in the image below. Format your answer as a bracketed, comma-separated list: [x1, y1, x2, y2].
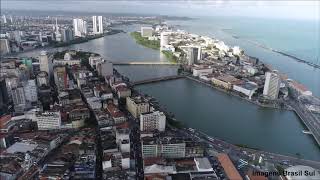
[168, 16, 320, 96]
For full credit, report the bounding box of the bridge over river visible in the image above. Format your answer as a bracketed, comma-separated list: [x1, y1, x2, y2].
[131, 75, 185, 86]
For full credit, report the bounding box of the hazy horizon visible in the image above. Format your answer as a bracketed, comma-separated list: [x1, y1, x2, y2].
[1, 0, 319, 21]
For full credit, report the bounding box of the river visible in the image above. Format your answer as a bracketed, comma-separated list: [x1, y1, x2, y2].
[13, 23, 320, 161]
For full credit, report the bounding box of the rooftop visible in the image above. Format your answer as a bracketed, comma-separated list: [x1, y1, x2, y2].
[6, 142, 38, 154]
[217, 153, 243, 180]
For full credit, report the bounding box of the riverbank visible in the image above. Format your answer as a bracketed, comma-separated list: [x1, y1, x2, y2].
[54, 29, 125, 47]
[130, 31, 160, 50]
[130, 31, 178, 63]
[130, 76, 320, 168]
[185, 75, 290, 110]
[162, 50, 178, 63]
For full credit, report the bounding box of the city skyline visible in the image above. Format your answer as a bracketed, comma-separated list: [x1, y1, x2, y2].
[1, 0, 319, 20]
[0, 1, 320, 180]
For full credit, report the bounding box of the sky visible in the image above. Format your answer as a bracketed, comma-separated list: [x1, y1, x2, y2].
[1, 0, 319, 20]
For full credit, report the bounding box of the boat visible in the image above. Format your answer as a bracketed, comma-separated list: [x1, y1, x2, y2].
[302, 130, 312, 134]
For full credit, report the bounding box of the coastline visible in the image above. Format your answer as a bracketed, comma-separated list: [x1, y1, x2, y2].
[230, 34, 320, 69]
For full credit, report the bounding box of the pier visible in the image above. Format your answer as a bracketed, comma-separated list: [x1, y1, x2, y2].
[131, 75, 185, 86]
[112, 61, 180, 66]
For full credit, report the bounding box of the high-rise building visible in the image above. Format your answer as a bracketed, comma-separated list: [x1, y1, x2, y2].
[197, 46, 202, 61]
[140, 111, 166, 132]
[141, 27, 153, 37]
[2, 15, 7, 24]
[160, 32, 170, 49]
[12, 86, 26, 105]
[0, 39, 11, 55]
[0, 78, 9, 115]
[263, 72, 281, 100]
[98, 16, 103, 34]
[92, 16, 97, 34]
[24, 80, 38, 103]
[12, 31, 22, 43]
[12, 86, 26, 113]
[61, 28, 74, 42]
[92, 16, 104, 34]
[187, 47, 199, 65]
[9, 15, 13, 24]
[126, 96, 150, 118]
[39, 51, 52, 76]
[54, 66, 68, 91]
[5, 76, 18, 100]
[54, 18, 62, 42]
[73, 18, 87, 37]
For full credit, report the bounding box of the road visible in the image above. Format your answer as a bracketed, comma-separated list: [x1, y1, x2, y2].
[179, 127, 320, 170]
[288, 99, 320, 147]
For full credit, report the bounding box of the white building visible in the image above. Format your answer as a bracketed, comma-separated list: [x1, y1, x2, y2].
[160, 32, 170, 49]
[116, 129, 130, 153]
[214, 41, 229, 52]
[0, 39, 10, 55]
[140, 111, 166, 132]
[92, 16, 103, 34]
[142, 138, 186, 158]
[2, 15, 7, 24]
[73, 18, 87, 37]
[141, 27, 153, 37]
[89, 55, 103, 68]
[232, 46, 242, 56]
[86, 97, 102, 110]
[233, 81, 258, 99]
[39, 51, 52, 76]
[193, 67, 213, 77]
[244, 65, 258, 75]
[126, 96, 150, 118]
[144, 164, 176, 175]
[24, 80, 38, 102]
[263, 72, 281, 100]
[35, 111, 61, 130]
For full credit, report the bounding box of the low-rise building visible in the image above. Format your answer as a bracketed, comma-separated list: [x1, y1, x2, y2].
[35, 111, 61, 130]
[211, 74, 241, 90]
[193, 67, 213, 77]
[233, 81, 258, 99]
[217, 153, 243, 180]
[126, 96, 150, 118]
[106, 103, 126, 124]
[141, 27, 153, 37]
[116, 86, 131, 99]
[140, 111, 166, 132]
[142, 137, 186, 158]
